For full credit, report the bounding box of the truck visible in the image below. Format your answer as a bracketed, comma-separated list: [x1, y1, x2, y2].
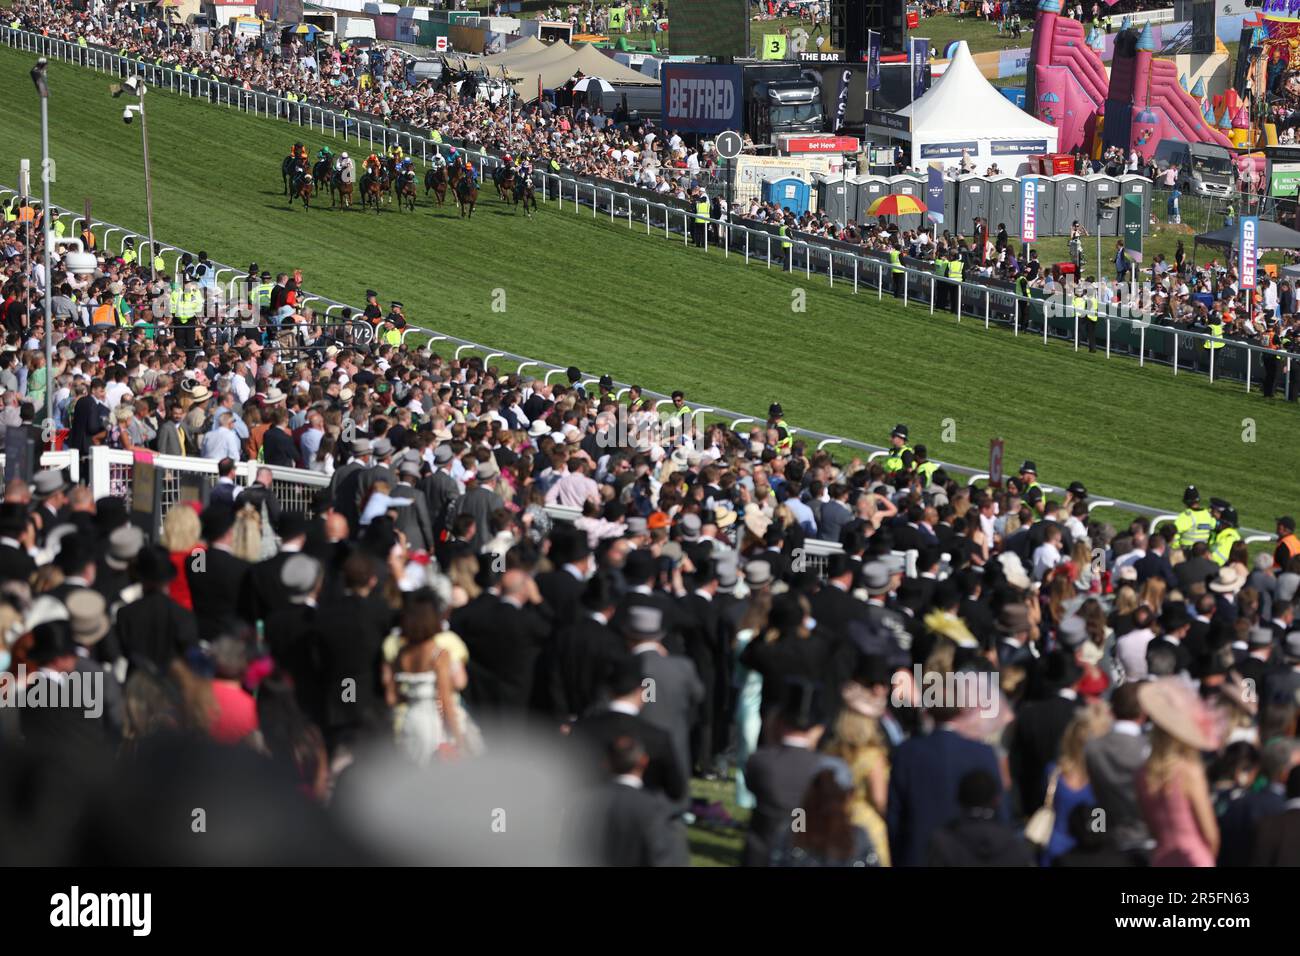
[1152, 138, 1235, 198]
[337, 15, 377, 44]
[740, 62, 825, 145]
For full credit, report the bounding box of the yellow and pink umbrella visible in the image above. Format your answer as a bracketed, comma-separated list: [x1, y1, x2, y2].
[866, 194, 928, 217]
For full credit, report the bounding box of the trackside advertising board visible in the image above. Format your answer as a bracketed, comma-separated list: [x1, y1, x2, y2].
[661, 64, 743, 133]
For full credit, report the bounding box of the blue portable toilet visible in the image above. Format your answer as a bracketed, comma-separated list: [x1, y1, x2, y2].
[763, 178, 811, 216]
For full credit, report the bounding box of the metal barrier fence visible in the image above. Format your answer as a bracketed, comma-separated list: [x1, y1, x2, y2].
[88, 447, 329, 536]
[5, 25, 1295, 396]
[3, 175, 1280, 545]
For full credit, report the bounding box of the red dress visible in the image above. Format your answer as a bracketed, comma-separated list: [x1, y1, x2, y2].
[168, 546, 201, 610]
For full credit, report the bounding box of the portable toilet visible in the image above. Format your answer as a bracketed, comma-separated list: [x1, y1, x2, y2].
[763, 178, 811, 216]
[955, 176, 990, 237]
[1052, 174, 1088, 235]
[855, 176, 889, 224]
[887, 174, 926, 232]
[816, 174, 857, 225]
[1086, 174, 1122, 237]
[1029, 176, 1057, 238]
[1116, 174, 1152, 236]
[986, 176, 1021, 239]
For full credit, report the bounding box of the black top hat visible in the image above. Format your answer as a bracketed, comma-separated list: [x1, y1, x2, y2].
[1019, 460, 1037, 475]
[29, 620, 76, 666]
[200, 504, 236, 543]
[136, 544, 177, 585]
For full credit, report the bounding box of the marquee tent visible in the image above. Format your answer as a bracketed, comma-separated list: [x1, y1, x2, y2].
[895, 41, 1059, 175]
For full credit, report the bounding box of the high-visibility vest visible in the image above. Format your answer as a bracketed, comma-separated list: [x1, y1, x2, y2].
[254, 283, 274, 307]
[122, 248, 137, 266]
[889, 249, 903, 275]
[92, 302, 114, 325]
[917, 460, 938, 484]
[1275, 533, 1300, 571]
[1023, 480, 1043, 503]
[772, 418, 793, 455]
[1173, 507, 1215, 548]
[948, 259, 963, 280]
[1071, 294, 1086, 317]
[1085, 297, 1099, 322]
[153, 254, 165, 272]
[694, 200, 709, 224]
[171, 290, 201, 322]
[53, 220, 67, 238]
[384, 327, 402, 346]
[933, 256, 948, 276]
[883, 443, 912, 473]
[1205, 322, 1225, 349]
[77, 37, 87, 47]
[779, 224, 791, 250]
[1210, 526, 1241, 565]
[16, 207, 34, 223]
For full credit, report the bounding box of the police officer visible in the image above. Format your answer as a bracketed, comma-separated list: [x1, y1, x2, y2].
[692, 187, 709, 249]
[1209, 499, 1241, 566]
[1202, 309, 1226, 373]
[883, 424, 913, 475]
[253, 271, 275, 323]
[914, 444, 939, 485]
[779, 215, 793, 272]
[170, 280, 202, 351]
[1082, 276, 1100, 354]
[1016, 460, 1044, 513]
[767, 402, 792, 456]
[1173, 485, 1215, 551]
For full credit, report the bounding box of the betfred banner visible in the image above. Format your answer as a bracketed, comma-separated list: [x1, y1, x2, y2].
[866, 30, 881, 89]
[661, 64, 743, 133]
[1239, 215, 1259, 290]
[927, 165, 945, 225]
[1020, 176, 1038, 242]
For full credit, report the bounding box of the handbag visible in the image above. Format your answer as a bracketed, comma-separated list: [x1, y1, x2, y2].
[1024, 767, 1060, 848]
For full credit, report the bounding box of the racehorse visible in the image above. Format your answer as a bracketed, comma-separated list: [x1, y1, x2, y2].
[282, 155, 307, 195]
[331, 169, 354, 209]
[424, 166, 448, 205]
[289, 172, 314, 210]
[312, 157, 333, 187]
[494, 166, 516, 204]
[393, 169, 418, 212]
[359, 168, 389, 213]
[455, 174, 478, 219]
[513, 176, 537, 219]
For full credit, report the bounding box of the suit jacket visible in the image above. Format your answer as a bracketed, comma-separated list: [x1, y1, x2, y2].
[266, 601, 327, 726]
[328, 460, 367, 530]
[1175, 556, 1219, 593]
[389, 483, 434, 552]
[114, 589, 200, 675]
[817, 500, 852, 544]
[926, 815, 1035, 866]
[458, 486, 504, 552]
[635, 647, 704, 810]
[565, 781, 687, 866]
[1219, 785, 1286, 867]
[1009, 693, 1083, 814]
[262, 426, 303, 468]
[1083, 727, 1150, 850]
[887, 727, 1007, 867]
[316, 592, 391, 734]
[550, 613, 628, 721]
[536, 568, 585, 630]
[743, 744, 826, 866]
[67, 395, 109, 454]
[187, 547, 253, 642]
[1250, 807, 1300, 866]
[419, 469, 461, 536]
[0, 542, 35, 585]
[809, 583, 869, 642]
[451, 593, 549, 723]
[570, 707, 686, 803]
[155, 420, 188, 457]
[1133, 550, 1178, 590]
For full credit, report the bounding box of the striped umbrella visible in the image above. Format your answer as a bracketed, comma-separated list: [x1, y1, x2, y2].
[867, 194, 928, 217]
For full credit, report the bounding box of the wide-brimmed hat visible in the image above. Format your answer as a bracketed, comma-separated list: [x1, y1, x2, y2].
[1138, 677, 1222, 751]
[188, 385, 212, 403]
[262, 386, 286, 405]
[527, 419, 550, 437]
[1209, 564, 1246, 594]
[476, 458, 500, 481]
[743, 503, 771, 539]
[995, 602, 1031, 635]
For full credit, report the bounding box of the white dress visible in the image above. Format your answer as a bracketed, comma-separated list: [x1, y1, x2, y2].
[392, 635, 484, 765]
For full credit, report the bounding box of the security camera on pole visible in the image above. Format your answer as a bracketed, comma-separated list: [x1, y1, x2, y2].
[112, 75, 157, 282]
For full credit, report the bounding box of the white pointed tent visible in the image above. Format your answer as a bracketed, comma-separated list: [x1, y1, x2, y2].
[898, 41, 1058, 174]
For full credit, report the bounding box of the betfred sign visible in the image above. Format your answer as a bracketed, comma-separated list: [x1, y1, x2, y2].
[1020, 176, 1038, 243]
[661, 64, 742, 133]
[780, 135, 861, 153]
[1238, 215, 1259, 291]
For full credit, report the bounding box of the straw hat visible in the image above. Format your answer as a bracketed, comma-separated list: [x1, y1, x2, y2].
[1138, 677, 1222, 751]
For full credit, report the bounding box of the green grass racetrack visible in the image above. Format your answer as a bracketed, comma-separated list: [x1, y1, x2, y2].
[0, 46, 1295, 533]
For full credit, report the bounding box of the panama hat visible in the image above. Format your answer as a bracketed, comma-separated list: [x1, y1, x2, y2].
[1209, 564, 1246, 594]
[1137, 677, 1222, 751]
